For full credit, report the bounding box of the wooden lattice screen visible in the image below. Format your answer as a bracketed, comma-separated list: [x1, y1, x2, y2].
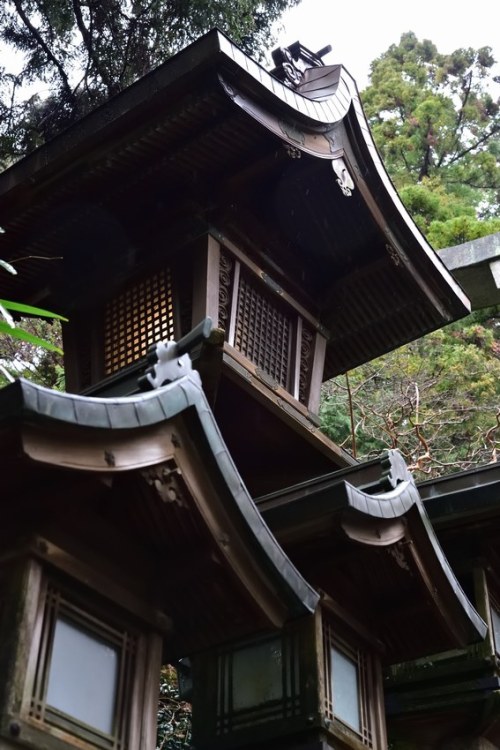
[103, 268, 175, 375]
[218, 247, 323, 408]
[234, 271, 292, 390]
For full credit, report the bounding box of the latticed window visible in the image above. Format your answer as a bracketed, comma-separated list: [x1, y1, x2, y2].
[103, 268, 175, 375]
[234, 271, 292, 389]
[30, 584, 136, 749]
[218, 247, 323, 409]
[323, 619, 373, 747]
[216, 633, 301, 735]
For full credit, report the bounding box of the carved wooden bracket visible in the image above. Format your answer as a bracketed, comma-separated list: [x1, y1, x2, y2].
[143, 459, 189, 508]
[332, 157, 355, 197]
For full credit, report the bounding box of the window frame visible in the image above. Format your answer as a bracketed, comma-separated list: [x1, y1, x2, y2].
[321, 613, 385, 749]
[103, 267, 177, 377]
[63, 254, 193, 394]
[29, 582, 136, 750]
[6, 556, 163, 750]
[216, 236, 325, 412]
[215, 630, 302, 736]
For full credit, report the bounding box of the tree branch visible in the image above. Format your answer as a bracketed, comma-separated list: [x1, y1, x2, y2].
[438, 70, 473, 168]
[345, 371, 357, 458]
[71, 0, 115, 96]
[446, 124, 500, 166]
[12, 0, 74, 101]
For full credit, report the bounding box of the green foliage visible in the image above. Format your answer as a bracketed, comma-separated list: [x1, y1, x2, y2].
[320, 309, 500, 477]
[0, 259, 65, 387]
[427, 214, 500, 248]
[0, 317, 64, 388]
[157, 666, 191, 750]
[362, 31, 500, 224]
[0, 0, 298, 162]
[321, 33, 500, 476]
[0, 297, 66, 353]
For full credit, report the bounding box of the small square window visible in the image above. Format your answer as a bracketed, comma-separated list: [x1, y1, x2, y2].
[323, 619, 373, 747]
[30, 584, 136, 749]
[46, 616, 120, 735]
[330, 645, 361, 732]
[216, 633, 301, 735]
[232, 639, 283, 710]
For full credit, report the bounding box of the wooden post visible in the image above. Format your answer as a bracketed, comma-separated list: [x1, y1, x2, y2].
[191, 234, 221, 327]
[307, 332, 327, 415]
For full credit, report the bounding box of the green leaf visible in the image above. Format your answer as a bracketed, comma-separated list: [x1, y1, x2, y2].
[0, 321, 64, 353]
[0, 299, 68, 321]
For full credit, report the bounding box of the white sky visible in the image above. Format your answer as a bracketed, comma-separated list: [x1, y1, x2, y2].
[2, 1, 499, 94]
[276, 0, 500, 87]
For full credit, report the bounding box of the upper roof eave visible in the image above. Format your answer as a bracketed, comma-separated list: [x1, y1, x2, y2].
[0, 29, 471, 361]
[0, 29, 352, 206]
[340, 78, 471, 316]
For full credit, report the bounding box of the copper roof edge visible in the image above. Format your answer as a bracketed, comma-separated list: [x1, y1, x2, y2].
[0, 374, 319, 621]
[258, 451, 487, 648]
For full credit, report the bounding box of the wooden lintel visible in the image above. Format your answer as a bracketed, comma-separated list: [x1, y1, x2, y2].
[320, 590, 385, 652]
[222, 345, 354, 466]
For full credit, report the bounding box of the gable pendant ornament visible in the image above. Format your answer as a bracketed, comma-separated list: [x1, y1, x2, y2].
[332, 157, 355, 197]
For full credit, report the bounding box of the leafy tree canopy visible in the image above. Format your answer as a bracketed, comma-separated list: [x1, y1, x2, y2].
[321, 310, 500, 477]
[0, 0, 298, 162]
[320, 34, 500, 476]
[362, 31, 500, 225]
[0, 317, 64, 388]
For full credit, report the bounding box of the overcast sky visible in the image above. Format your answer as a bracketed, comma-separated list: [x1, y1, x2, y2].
[276, 0, 500, 87]
[2, 1, 499, 94]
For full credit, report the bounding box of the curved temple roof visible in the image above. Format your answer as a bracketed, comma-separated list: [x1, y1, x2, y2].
[257, 451, 486, 663]
[0, 371, 318, 656]
[0, 29, 470, 377]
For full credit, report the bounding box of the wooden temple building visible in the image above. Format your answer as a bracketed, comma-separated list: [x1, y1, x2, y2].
[0, 29, 499, 750]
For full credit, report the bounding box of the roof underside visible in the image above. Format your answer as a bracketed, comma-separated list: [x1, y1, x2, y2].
[0, 30, 469, 378]
[257, 450, 486, 663]
[0, 375, 318, 656]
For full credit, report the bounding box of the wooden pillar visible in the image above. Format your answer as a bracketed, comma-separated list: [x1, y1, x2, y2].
[191, 234, 221, 327]
[306, 332, 327, 416]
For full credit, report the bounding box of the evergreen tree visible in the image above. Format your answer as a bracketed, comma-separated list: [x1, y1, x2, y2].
[321, 33, 500, 476]
[0, 0, 298, 162]
[362, 32, 500, 231]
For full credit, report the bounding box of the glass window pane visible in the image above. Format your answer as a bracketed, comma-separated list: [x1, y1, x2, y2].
[46, 616, 119, 734]
[331, 646, 360, 732]
[232, 639, 283, 710]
